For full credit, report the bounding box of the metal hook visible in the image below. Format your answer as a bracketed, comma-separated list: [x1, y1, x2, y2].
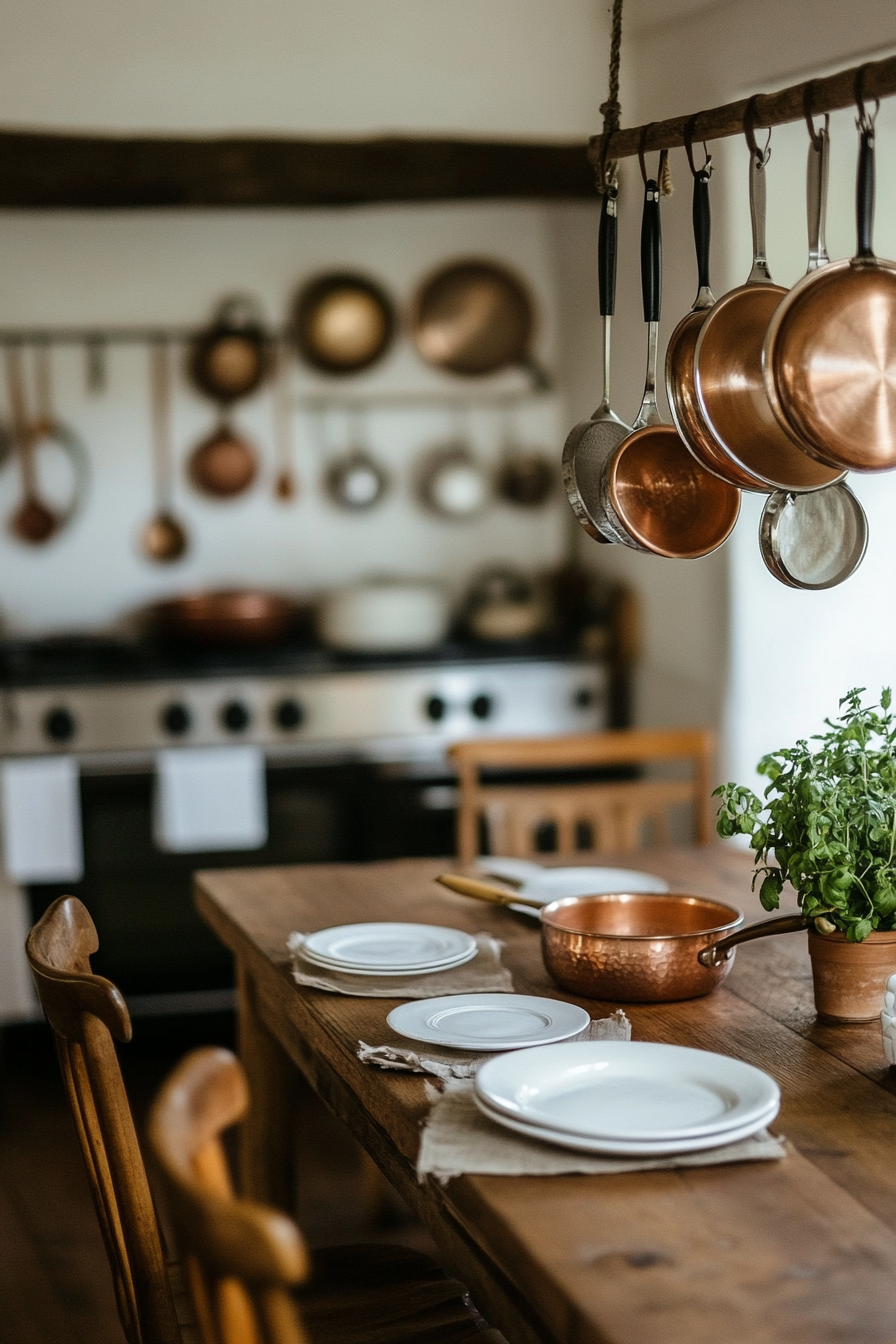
[638, 123, 666, 186]
[743, 95, 771, 166]
[684, 114, 712, 179]
[854, 62, 880, 133]
[597, 130, 616, 194]
[802, 80, 829, 150]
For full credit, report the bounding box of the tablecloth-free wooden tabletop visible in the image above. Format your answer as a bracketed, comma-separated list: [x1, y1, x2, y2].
[195, 848, 896, 1344]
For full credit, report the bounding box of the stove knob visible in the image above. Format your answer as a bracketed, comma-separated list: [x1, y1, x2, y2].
[425, 695, 447, 722]
[161, 703, 191, 737]
[274, 698, 304, 731]
[44, 706, 77, 742]
[220, 700, 251, 733]
[470, 694, 494, 721]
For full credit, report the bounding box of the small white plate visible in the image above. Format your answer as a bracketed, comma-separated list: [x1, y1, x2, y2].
[473, 1091, 778, 1156]
[298, 943, 477, 978]
[476, 1041, 780, 1142]
[387, 993, 590, 1051]
[477, 860, 669, 917]
[302, 923, 476, 971]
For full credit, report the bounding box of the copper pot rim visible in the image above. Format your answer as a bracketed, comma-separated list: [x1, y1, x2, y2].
[606, 424, 741, 560]
[762, 255, 896, 472]
[693, 282, 847, 492]
[540, 892, 744, 939]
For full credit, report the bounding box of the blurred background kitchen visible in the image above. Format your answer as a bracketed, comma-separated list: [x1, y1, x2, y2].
[0, 0, 894, 1022]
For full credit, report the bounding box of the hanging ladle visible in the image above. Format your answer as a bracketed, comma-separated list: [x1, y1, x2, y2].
[4, 344, 59, 544]
[272, 339, 298, 501]
[141, 340, 189, 563]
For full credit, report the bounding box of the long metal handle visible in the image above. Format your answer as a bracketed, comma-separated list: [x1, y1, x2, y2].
[806, 125, 830, 271]
[747, 151, 774, 284]
[856, 125, 875, 259]
[697, 913, 809, 967]
[435, 873, 542, 911]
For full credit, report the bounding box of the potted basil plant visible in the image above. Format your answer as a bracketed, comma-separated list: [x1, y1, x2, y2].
[714, 687, 896, 1023]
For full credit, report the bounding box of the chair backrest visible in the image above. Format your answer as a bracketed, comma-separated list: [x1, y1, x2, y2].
[25, 896, 182, 1344]
[449, 728, 715, 864]
[148, 1047, 309, 1344]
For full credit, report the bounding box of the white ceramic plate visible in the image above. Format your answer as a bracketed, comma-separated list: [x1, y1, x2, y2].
[476, 1041, 780, 1142]
[473, 1091, 778, 1156]
[387, 993, 590, 1051]
[302, 923, 476, 971]
[477, 860, 669, 918]
[297, 943, 478, 977]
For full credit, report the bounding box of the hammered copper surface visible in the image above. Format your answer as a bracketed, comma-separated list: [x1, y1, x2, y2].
[764, 260, 896, 471]
[540, 892, 743, 1003]
[694, 284, 844, 491]
[605, 424, 740, 558]
[412, 262, 533, 376]
[665, 308, 768, 490]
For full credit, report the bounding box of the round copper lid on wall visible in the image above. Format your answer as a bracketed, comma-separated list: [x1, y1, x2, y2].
[292, 273, 395, 375]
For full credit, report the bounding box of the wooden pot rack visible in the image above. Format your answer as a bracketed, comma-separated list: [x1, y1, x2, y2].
[588, 52, 896, 175]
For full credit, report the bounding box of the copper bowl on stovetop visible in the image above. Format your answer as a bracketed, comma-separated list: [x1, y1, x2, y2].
[540, 892, 744, 1003]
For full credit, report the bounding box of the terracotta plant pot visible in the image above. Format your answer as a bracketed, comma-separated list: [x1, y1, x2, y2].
[808, 928, 896, 1023]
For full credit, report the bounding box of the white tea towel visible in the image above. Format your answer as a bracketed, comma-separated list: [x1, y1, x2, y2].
[288, 932, 512, 997]
[358, 1010, 631, 1079]
[0, 756, 83, 882]
[154, 746, 267, 853]
[417, 1079, 788, 1183]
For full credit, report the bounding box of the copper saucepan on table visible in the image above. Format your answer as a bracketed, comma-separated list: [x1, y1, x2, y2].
[437, 874, 812, 1003]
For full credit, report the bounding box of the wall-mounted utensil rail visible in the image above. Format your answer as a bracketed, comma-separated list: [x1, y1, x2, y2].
[588, 53, 896, 174]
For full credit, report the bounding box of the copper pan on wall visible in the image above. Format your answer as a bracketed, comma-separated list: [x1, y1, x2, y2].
[762, 75, 896, 472]
[693, 102, 844, 494]
[411, 259, 549, 389]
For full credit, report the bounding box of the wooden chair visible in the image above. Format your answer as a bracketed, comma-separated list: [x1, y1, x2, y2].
[148, 1046, 503, 1344]
[25, 895, 195, 1344]
[450, 727, 715, 864]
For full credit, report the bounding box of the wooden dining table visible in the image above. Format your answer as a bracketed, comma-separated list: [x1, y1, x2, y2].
[194, 846, 896, 1344]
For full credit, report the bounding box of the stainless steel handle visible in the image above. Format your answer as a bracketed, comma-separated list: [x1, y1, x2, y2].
[698, 913, 809, 967]
[747, 151, 774, 285]
[806, 124, 830, 272]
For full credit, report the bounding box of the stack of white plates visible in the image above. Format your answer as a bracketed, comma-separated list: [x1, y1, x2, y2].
[474, 1041, 780, 1155]
[299, 922, 478, 977]
[477, 858, 669, 917]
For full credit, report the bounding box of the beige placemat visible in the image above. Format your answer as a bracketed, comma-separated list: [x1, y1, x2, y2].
[359, 1010, 632, 1079]
[287, 932, 513, 997]
[417, 1080, 788, 1182]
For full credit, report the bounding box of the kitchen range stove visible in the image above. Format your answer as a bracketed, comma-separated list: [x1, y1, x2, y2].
[0, 633, 608, 1014]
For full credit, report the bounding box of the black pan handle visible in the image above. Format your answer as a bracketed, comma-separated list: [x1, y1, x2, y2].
[693, 169, 711, 291]
[598, 187, 618, 318]
[640, 178, 662, 323]
[856, 125, 875, 259]
[697, 913, 810, 967]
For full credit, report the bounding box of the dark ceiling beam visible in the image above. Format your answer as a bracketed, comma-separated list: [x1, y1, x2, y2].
[0, 132, 596, 208]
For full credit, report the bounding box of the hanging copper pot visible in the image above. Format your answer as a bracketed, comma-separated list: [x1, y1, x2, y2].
[188, 296, 271, 403]
[292, 273, 395, 375]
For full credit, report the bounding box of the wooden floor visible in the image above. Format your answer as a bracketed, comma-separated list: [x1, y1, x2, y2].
[0, 1013, 436, 1344]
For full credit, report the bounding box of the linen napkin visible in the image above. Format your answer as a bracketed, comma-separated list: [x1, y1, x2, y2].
[358, 1010, 632, 1080]
[417, 1079, 788, 1183]
[287, 931, 513, 997]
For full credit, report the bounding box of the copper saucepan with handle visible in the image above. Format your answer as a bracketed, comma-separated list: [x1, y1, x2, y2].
[437, 874, 820, 1002]
[693, 100, 844, 494]
[761, 71, 896, 472]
